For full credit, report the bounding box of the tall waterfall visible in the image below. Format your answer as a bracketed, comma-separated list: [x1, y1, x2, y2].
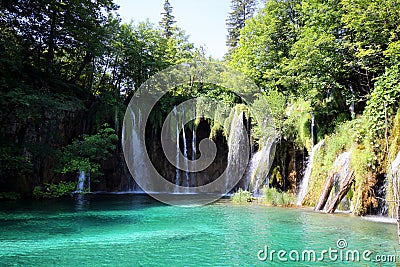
[173, 106, 180, 192]
[297, 140, 324, 205]
[172, 106, 191, 193]
[226, 111, 249, 192]
[191, 107, 197, 187]
[124, 107, 147, 192]
[181, 118, 190, 190]
[246, 137, 276, 196]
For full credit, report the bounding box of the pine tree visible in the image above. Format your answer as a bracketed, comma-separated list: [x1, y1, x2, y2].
[226, 0, 257, 50]
[159, 0, 176, 38]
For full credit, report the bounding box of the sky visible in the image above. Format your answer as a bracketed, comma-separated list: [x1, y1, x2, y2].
[114, 0, 231, 59]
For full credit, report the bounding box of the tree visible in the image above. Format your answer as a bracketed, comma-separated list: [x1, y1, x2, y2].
[159, 0, 176, 38]
[226, 0, 257, 50]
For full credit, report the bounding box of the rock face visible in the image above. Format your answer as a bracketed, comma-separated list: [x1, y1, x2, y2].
[0, 107, 87, 195]
[145, 119, 229, 191]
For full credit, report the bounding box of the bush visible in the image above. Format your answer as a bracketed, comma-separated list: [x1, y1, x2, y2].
[231, 189, 253, 204]
[33, 181, 76, 199]
[259, 186, 294, 206]
[58, 123, 118, 178]
[0, 191, 21, 200]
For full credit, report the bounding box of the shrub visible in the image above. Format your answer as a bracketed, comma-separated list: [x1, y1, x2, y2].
[33, 181, 76, 199]
[231, 189, 253, 204]
[259, 186, 294, 206]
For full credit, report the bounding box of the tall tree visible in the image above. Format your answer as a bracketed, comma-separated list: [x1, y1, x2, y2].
[226, 0, 257, 50]
[159, 0, 176, 38]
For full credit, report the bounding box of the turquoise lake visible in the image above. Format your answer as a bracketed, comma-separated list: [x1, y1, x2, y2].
[0, 194, 398, 266]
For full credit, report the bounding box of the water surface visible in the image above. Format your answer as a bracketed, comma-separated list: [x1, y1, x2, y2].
[0, 195, 398, 266]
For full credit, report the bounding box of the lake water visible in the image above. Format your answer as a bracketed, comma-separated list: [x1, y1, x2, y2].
[0, 194, 398, 266]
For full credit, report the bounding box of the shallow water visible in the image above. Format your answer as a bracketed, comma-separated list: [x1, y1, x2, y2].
[0, 194, 398, 266]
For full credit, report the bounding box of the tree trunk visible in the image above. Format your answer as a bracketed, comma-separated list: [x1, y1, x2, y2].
[326, 171, 354, 214]
[314, 172, 334, 211]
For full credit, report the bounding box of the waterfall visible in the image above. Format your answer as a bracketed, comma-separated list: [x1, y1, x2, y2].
[191, 107, 197, 187]
[125, 107, 147, 192]
[246, 137, 276, 196]
[75, 170, 90, 193]
[181, 118, 190, 191]
[76, 171, 86, 193]
[173, 106, 180, 192]
[389, 152, 400, 216]
[297, 140, 324, 205]
[226, 111, 248, 192]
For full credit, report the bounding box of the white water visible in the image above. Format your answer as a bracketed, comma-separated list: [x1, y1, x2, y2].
[246, 138, 276, 196]
[297, 140, 325, 205]
[125, 107, 147, 192]
[389, 152, 400, 215]
[191, 107, 197, 187]
[75, 170, 87, 193]
[226, 111, 249, 192]
[173, 106, 180, 192]
[181, 118, 190, 190]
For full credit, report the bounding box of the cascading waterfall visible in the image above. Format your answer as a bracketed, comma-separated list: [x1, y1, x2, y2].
[191, 107, 197, 188]
[297, 140, 325, 205]
[173, 106, 180, 192]
[226, 111, 252, 193]
[125, 107, 147, 192]
[181, 117, 190, 191]
[172, 106, 191, 193]
[246, 137, 276, 196]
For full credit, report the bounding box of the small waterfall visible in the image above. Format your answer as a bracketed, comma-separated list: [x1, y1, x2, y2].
[297, 140, 324, 205]
[350, 85, 356, 119]
[75, 170, 90, 193]
[246, 137, 276, 196]
[173, 106, 180, 192]
[181, 118, 190, 191]
[389, 152, 400, 217]
[226, 111, 249, 192]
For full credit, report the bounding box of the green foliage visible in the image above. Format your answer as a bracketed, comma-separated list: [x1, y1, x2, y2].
[59, 124, 118, 177]
[0, 192, 21, 200]
[259, 186, 294, 206]
[364, 64, 400, 140]
[33, 182, 76, 199]
[231, 189, 253, 204]
[303, 120, 357, 206]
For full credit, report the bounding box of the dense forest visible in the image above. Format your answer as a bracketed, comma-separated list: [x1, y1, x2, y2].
[1, 0, 400, 219]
